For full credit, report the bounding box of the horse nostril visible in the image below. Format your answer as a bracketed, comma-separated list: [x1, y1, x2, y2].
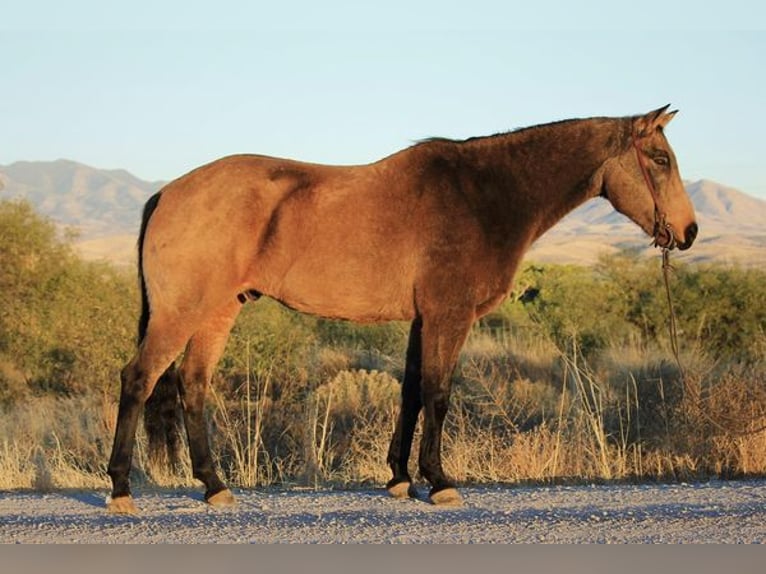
[683, 222, 698, 248]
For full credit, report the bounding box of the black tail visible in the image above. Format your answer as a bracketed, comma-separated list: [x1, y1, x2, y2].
[138, 192, 184, 475]
[136, 191, 161, 344]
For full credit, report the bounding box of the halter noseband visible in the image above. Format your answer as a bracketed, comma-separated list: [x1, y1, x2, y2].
[631, 134, 676, 249]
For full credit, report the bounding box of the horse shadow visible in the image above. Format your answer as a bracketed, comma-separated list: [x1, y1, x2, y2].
[61, 490, 108, 509]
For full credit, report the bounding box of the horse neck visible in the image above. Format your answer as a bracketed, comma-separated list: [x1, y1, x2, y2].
[467, 117, 629, 240]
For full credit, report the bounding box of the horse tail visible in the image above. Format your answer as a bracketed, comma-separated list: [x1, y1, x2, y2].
[138, 192, 184, 474]
[136, 191, 160, 344]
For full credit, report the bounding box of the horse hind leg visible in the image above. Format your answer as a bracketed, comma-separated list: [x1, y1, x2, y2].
[177, 301, 240, 506]
[107, 317, 193, 514]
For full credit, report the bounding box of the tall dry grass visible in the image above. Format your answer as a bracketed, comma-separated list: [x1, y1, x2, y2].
[1, 326, 765, 492]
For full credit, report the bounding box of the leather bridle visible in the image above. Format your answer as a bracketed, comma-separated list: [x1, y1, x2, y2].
[631, 134, 676, 249]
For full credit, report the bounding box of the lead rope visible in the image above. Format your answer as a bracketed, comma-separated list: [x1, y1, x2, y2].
[657, 248, 704, 426]
[661, 248, 682, 370]
[633, 134, 766, 436]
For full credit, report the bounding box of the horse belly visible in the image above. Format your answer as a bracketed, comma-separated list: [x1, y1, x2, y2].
[270, 252, 416, 322]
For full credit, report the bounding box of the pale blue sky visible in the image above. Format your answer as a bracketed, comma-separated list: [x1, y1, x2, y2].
[3, 2, 765, 197]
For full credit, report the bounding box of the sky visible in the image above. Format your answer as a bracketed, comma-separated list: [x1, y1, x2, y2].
[3, 2, 766, 198]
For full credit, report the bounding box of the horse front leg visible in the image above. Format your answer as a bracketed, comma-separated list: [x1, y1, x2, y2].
[386, 316, 423, 499]
[417, 312, 474, 506]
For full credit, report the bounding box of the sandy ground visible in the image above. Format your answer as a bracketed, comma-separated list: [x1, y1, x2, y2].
[1, 479, 765, 543]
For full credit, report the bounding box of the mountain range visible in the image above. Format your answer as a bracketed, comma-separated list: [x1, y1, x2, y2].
[1, 159, 764, 267]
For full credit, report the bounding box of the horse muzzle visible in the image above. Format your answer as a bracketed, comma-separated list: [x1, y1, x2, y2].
[677, 222, 698, 251]
[654, 221, 697, 251]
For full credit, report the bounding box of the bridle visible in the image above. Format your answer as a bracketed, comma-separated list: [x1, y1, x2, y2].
[631, 133, 676, 250]
[632, 132, 684, 407]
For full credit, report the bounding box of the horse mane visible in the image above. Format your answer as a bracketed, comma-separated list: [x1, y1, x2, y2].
[415, 117, 594, 148]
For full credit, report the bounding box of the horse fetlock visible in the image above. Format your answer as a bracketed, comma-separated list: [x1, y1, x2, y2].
[107, 465, 131, 493]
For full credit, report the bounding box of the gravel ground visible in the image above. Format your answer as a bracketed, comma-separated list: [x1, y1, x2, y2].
[2, 479, 765, 543]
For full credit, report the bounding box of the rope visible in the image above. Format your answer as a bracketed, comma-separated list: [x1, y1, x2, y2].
[661, 248, 681, 369]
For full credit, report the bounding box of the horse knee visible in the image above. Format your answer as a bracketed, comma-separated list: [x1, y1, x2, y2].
[423, 388, 451, 420]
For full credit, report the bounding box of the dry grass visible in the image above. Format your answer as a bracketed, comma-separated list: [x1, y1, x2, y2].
[2, 331, 765, 492]
[301, 369, 400, 485]
[0, 395, 113, 490]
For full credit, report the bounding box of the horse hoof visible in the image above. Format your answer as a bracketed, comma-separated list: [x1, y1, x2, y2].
[206, 488, 236, 507]
[106, 495, 139, 515]
[387, 481, 418, 499]
[429, 487, 463, 507]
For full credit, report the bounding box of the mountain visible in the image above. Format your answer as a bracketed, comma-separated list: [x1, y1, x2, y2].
[1, 159, 764, 267]
[0, 159, 163, 239]
[553, 179, 765, 233]
[528, 179, 766, 267]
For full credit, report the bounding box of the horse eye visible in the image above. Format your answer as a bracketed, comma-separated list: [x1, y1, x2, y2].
[654, 155, 669, 167]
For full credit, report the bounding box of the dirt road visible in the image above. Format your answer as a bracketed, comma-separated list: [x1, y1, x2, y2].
[2, 479, 765, 543]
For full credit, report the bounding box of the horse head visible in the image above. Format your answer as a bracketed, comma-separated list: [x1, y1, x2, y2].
[602, 105, 698, 251]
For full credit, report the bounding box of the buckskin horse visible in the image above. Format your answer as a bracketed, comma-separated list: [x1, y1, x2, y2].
[106, 105, 698, 513]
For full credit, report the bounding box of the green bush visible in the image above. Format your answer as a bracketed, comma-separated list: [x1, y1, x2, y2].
[594, 250, 766, 363]
[490, 251, 766, 365]
[315, 319, 408, 358]
[0, 200, 136, 402]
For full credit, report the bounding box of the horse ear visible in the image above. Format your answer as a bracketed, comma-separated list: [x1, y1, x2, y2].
[657, 109, 678, 129]
[634, 104, 672, 137]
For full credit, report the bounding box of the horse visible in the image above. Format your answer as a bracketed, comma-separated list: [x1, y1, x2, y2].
[106, 105, 698, 513]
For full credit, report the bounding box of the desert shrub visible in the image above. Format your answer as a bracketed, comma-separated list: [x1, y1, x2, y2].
[0, 200, 136, 402]
[499, 263, 635, 357]
[596, 251, 766, 363]
[672, 265, 766, 363]
[303, 369, 400, 484]
[218, 300, 317, 401]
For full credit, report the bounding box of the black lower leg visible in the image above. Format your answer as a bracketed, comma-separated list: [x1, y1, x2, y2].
[387, 317, 422, 488]
[419, 389, 456, 495]
[179, 376, 227, 499]
[107, 367, 145, 499]
[387, 402, 421, 489]
[416, 312, 473, 497]
[387, 390, 422, 487]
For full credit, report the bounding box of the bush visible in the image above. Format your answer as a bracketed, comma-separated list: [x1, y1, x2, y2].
[497, 251, 766, 365]
[0, 200, 136, 402]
